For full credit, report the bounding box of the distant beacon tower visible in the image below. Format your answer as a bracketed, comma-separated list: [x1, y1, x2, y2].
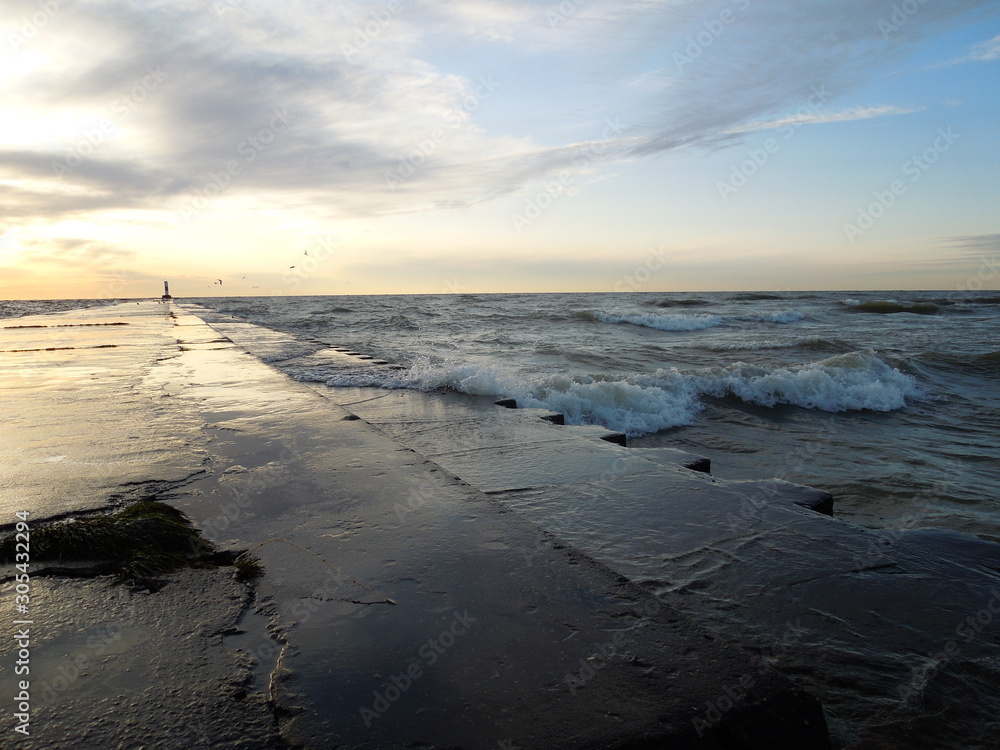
[161, 281, 173, 301]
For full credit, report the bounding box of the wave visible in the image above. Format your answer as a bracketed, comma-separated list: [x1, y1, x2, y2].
[918, 349, 1000, 377]
[736, 310, 806, 324]
[728, 293, 785, 301]
[307, 306, 353, 315]
[646, 298, 713, 308]
[709, 336, 846, 352]
[687, 351, 923, 412]
[593, 311, 724, 331]
[926, 296, 1000, 307]
[841, 300, 940, 315]
[590, 309, 803, 331]
[472, 333, 524, 346]
[380, 314, 418, 329]
[299, 350, 924, 436]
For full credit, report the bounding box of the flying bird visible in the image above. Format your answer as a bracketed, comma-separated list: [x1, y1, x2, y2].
[214, 279, 223, 285]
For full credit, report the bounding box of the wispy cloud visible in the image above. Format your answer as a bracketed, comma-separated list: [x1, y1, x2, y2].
[928, 33, 1000, 67]
[629, 0, 996, 157]
[723, 105, 922, 135]
[970, 34, 1000, 60]
[938, 233, 1000, 263]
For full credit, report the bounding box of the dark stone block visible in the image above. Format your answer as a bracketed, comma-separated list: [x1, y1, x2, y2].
[684, 457, 712, 474]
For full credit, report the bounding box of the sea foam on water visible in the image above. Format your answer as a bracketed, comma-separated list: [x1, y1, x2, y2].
[313, 349, 923, 437]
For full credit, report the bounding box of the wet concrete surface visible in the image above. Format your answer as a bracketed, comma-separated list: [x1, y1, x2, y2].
[0, 302, 832, 749]
[0, 569, 276, 749]
[0, 304, 207, 522]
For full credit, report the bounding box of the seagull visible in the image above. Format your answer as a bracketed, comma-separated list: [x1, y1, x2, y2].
[289, 266, 296, 269]
[214, 279, 223, 285]
[304, 250, 308, 256]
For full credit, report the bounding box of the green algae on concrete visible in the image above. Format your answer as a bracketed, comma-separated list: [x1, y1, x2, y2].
[0, 500, 217, 586]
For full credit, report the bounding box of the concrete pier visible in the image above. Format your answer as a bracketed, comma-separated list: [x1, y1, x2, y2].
[4, 300, 999, 748]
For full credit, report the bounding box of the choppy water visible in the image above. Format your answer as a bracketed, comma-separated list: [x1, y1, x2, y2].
[189, 290, 1000, 544]
[0, 299, 117, 320]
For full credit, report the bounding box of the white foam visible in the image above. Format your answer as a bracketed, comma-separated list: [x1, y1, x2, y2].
[311, 350, 924, 436]
[518, 377, 703, 436]
[685, 351, 924, 413]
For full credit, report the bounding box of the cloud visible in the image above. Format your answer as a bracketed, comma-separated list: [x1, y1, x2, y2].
[970, 34, 1000, 60]
[19, 236, 137, 267]
[0, 0, 996, 231]
[415, 0, 537, 42]
[629, 0, 997, 158]
[723, 105, 922, 136]
[900, 235, 1000, 278]
[937, 233, 1000, 264]
[934, 33, 1000, 66]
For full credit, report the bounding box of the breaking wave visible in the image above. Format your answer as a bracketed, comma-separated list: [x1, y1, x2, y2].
[301, 350, 924, 436]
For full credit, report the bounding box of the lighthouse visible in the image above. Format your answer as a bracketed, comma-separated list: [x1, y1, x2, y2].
[161, 281, 172, 301]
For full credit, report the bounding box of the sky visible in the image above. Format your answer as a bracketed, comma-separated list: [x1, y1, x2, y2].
[0, 0, 998, 298]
